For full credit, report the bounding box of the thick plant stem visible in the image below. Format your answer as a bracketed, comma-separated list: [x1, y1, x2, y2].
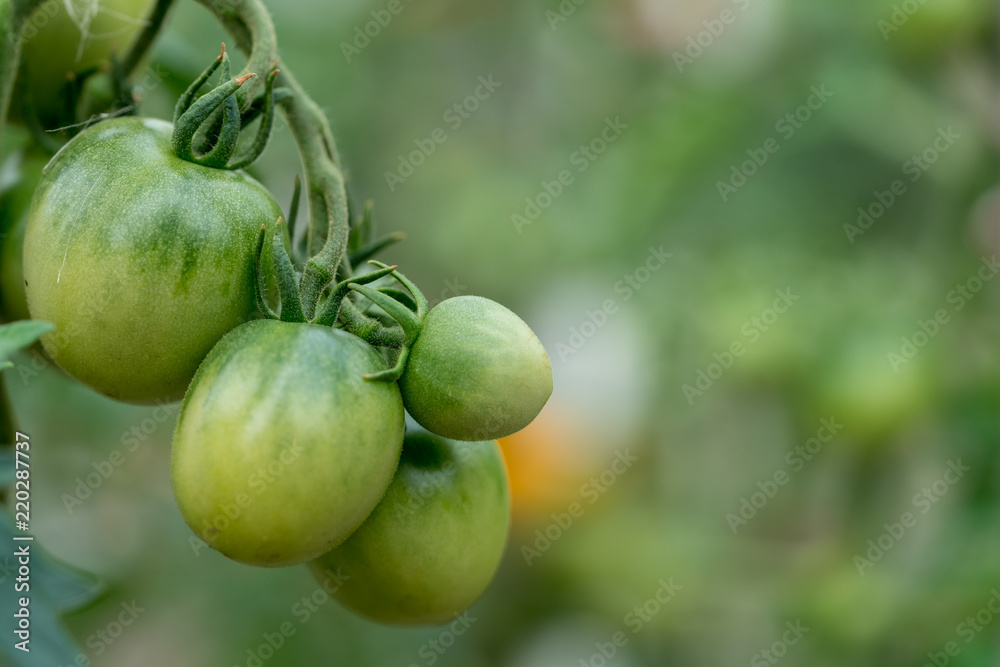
[192, 0, 275, 112]
[122, 0, 176, 77]
[193, 0, 351, 321]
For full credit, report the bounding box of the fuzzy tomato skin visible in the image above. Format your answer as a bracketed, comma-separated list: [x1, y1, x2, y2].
[399, 296, 553, 441]
[311, 429, 509, 625]
[171, 319, 405, 568]
[23, 116, 282, 404]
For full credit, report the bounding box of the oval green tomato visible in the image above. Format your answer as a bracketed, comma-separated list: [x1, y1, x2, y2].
[172, 320, 405, 568]
[23, 116, 283, 403]
[399, 296, 553, 441]
[311, 429, 509, 625]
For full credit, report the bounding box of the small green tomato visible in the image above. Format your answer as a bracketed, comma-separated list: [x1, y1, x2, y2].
[399, 296, 553, 441]
[311, 429, 510, 625]
[171, 319, 404, 568]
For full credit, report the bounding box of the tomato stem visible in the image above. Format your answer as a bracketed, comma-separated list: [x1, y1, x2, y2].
[192, 0, 356, 323]
[121, 0, 176, 78]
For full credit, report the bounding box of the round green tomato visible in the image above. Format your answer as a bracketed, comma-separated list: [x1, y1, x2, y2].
[172, 319, 405, 568]
[0, 149, 48, 323]
[311, 429, 509, 625]
[399, 296, 553, 441]
[16, 0, 154, 128]
[23, 117, 283, 404]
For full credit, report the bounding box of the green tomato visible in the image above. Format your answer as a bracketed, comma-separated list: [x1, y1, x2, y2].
[23, 117, 283, 404]
[0, 149, 48, 323]
[399, 296, 553, 441]
[311, 429, 509, 625]
[172, 319, 405, 568]
[16, 0, 154, 128]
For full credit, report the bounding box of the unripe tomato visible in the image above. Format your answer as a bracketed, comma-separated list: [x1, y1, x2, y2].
[16, 0, 154, 128]
[311, 429, 509, 625]
[399, 296, 553, 441]
[172, 320, 405, 568]
[0, 149, 48, 322]
[23, 117, 283, 403]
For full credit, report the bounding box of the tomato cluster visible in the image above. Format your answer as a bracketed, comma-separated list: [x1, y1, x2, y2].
[5, 31, 552, 626]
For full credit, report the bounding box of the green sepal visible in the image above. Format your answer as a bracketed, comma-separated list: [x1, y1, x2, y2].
[272, 219, 305, 323]
[367, 260, 429, 320]
[349, 281, 422, 341]
[228, 67, 281, 170]
[350, 231, 405, 267]
[171, 50, 255, 167]
[348, 199, 373, 253]
[191, 51, 243, 168]
[376, 287, 417, 313]
[288, 174, 304, 263]
[253, 224, 278, 320]
[312, 264, 399, 327]
[363, 345, 410, 382]
[338, 298, 405, 349]
[173, 43, 224, 125]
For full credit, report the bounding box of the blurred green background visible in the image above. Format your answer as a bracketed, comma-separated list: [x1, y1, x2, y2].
[5, 0, 1000, 664]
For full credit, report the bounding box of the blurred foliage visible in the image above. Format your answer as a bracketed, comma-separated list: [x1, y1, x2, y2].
[2, 0, 1000, 665]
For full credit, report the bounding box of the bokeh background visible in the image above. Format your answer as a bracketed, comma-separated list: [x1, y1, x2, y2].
[4, 0, 1000, 664]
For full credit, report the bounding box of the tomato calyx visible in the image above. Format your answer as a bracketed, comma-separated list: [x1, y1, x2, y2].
[348, 262, 429, 382]
[252, 219, 405, 335]
[171, 44, 282, 170]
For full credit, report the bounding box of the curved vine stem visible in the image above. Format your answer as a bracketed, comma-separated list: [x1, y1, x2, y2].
[122, 0, 176, 77]
[192, 0, 350, 321]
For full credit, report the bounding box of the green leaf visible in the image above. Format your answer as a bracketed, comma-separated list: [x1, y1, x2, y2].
[0, 512, 102, 666]
[0, 321, 53, 365]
